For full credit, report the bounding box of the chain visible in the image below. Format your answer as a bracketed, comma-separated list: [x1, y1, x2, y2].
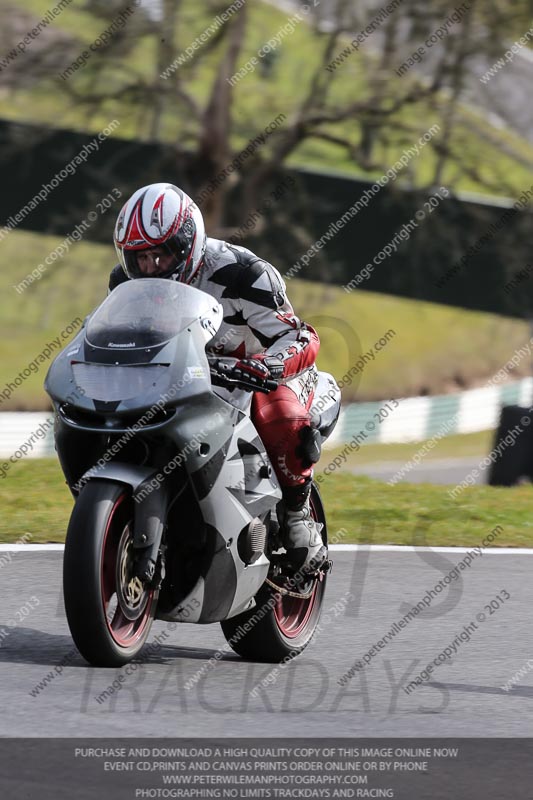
[265, 577, 315, 600]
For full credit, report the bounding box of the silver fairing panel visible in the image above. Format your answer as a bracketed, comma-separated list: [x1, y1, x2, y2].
[156, 395, 282, 623]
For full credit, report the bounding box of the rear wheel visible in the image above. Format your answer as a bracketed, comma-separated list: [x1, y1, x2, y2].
[63, 480, 158, 667]
[220, 484, 329, 663]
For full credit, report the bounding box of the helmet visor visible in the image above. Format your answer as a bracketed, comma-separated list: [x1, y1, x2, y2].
[116, 236, 193, 281]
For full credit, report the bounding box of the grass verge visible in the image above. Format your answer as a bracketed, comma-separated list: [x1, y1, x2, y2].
[1, 458, 529, 547]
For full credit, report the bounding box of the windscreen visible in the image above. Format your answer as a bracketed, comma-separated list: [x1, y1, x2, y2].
[86, 278, 213, 349]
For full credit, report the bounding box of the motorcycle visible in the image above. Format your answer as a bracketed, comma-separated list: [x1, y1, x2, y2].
[45, 278, 341, 667]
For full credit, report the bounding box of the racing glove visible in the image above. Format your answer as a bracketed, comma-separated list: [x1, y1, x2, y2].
[233, 355, 284, 385]
[248, 354, 284, 380]
[209, 356, 283, 391]
[232, 358, 272, 387]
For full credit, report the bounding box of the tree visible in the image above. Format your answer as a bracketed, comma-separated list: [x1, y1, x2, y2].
[8, 0, 533, 264]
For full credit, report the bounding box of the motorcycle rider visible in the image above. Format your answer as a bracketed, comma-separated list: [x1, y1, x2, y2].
[109, 182, 326, 573]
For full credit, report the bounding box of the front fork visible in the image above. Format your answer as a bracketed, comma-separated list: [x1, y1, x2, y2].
[131, 476, 170, 585]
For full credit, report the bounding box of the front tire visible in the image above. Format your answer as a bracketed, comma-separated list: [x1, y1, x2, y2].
[63, 480, 158, 667]
[220, 483, 328, 663]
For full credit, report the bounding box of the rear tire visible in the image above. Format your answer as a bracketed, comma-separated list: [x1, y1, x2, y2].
[220, 483, 328, 663]
[63, 480, 158, 667]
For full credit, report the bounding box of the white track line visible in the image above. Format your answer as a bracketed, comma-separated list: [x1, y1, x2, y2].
[1, 544, 533, 554]
[331, 545, 533, 554]
[0, 544, 65, 551]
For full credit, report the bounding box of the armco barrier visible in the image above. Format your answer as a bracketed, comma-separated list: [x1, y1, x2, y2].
[0, 413, 55, 459]
[1, 377, 532, 458]
[332, 377, 533, 445]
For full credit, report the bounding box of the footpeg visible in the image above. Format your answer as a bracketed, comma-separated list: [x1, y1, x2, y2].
[322, 558, 333, 574]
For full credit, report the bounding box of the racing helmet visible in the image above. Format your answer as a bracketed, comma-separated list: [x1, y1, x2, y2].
[113, 183, 206, 283]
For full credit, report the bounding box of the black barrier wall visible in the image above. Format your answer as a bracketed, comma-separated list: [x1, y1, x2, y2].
[1, 118, 532, 318]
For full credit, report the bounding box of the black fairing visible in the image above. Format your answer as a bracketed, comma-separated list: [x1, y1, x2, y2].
[198, 525, 237, 623]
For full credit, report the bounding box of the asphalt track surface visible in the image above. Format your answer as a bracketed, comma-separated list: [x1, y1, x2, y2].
[1, 547, 532, 738]
[349, 456, 484, 485]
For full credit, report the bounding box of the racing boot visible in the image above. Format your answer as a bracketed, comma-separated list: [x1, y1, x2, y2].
[279, 479, 327, 573]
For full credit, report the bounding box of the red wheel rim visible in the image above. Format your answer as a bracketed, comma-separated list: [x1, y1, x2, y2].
[273, 492, 325, 639]
[100, 494, 155, 648]
[273, 579, 321, 638]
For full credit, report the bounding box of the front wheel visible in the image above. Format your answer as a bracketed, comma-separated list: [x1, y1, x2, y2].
[63, 480, 158, 667]
[220, 483, 328, 663]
